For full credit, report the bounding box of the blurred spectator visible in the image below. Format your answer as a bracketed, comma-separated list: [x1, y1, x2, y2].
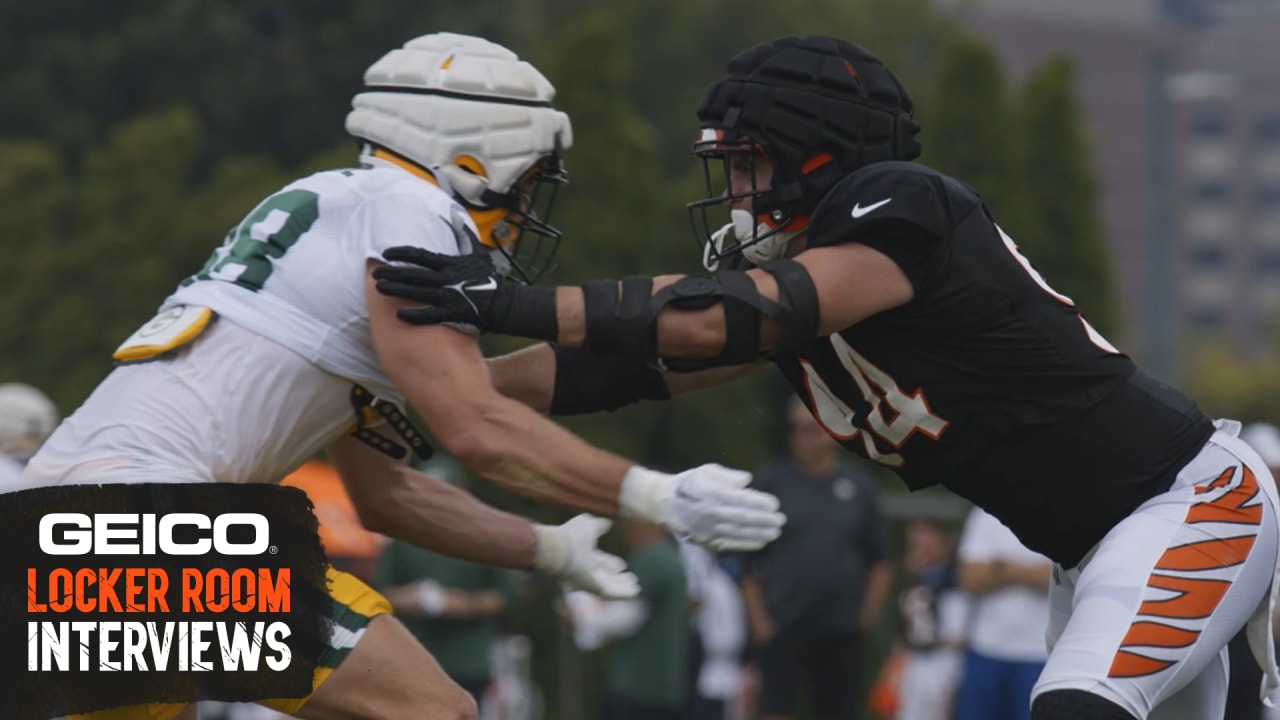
[681, 540, 748, 720]
[373, 455, 522, 708]
[741, 399, 892, 720]
[952, 507, 1051, 720]
[376, 538, 521, 707]
[565, 519, 689, 720]
[0, 382, 58, 493]
[1236, 422, 1280, 720]
[280, 457, 384, 581]
[894, 517, 967, 720]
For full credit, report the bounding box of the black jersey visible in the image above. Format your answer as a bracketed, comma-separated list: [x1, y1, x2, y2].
[770, 161, 1214, 567]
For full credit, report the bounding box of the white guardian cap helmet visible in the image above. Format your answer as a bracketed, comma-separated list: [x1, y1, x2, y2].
[346, 33, 573, 282]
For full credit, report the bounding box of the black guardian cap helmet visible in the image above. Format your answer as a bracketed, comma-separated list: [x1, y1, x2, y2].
[689, 36, 922, 268]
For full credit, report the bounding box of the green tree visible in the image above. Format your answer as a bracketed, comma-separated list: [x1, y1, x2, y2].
[0, 140, 72, 398]
[1184, 346, 1280, 424]
[918, 34, 1021, 220]
[1015, 56, 1117, 336]
[0, 106, 294, 411]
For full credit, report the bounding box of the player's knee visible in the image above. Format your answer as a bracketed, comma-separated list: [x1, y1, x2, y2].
[1031, 689, 1137, 720]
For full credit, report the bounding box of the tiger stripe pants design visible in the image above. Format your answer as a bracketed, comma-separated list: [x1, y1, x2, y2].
[1032, 424, 1280, 720]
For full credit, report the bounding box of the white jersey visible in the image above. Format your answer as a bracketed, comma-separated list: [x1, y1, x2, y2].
[957, 506, 1052, 662]
[26, 158, 474, 487]
[0, 454, 26, 494]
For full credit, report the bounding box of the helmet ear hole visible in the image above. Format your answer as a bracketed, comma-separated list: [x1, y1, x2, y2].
[454, 154, 488, 178]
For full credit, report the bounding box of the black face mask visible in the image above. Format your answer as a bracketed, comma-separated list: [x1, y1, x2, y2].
[469, 153, 568, 286]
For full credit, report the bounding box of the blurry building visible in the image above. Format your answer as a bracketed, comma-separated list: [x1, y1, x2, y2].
[943, 0, 1280, 377]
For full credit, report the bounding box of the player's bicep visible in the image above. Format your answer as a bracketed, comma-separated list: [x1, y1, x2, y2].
[365, 259, 497, 445]
[787, 242, 914, 335]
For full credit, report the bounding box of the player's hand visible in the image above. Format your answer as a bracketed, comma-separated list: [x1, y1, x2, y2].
[533, 514, 640, 599]
[374, 247, 512, 332]
[375, 247, 558, 341]
[620, 464, 785, 552]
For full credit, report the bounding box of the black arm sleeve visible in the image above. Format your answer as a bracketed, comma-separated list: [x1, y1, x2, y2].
[549, 344, 671, 416]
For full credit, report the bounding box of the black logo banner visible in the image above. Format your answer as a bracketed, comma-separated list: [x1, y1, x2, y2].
[0, 483, 330, 719]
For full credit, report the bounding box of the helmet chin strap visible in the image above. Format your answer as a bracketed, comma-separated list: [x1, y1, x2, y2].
[732, 208, 801, 266]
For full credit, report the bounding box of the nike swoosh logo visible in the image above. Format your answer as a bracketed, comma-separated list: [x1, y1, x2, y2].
[851, 198, 892, 218]
[463, 278, 498, 292]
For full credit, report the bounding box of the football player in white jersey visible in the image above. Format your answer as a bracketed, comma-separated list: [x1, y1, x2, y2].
[21, 33, 785, 720]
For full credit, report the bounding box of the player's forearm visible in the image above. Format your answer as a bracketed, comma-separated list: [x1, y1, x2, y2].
[1008, 561, 1052, 593]
[486, 344, 556, 413]
[371, 465, 538, 570]
[445, 398, 630, 517]
[956, 560, 1006, 595]
[451, 590, 505, 619]
[434, 589, 505, 619]
[553, 277, 742, 359]
[554, 286, 587, 347]
[958, 559, 1050, 595]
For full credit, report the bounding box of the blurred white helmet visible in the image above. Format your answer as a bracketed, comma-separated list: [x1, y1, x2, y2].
[346, 32, 573, 282]
[1242, 422, 1280, 469]
[0, 383, 58, 461]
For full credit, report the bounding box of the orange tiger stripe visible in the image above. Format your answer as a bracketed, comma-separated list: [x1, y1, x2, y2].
[1138, 575, 1231, 619]
[1120, 621, 1201, 649]
[1154, 535, 1257, 571]
[1109, 650, 1176, 678]
[1187, 467, 1262, 526]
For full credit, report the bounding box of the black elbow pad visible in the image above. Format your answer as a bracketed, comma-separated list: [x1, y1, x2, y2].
[550, 344, 670, 415]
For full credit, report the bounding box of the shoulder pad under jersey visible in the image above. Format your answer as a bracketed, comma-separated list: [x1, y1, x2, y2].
[806, 161, 980, 249]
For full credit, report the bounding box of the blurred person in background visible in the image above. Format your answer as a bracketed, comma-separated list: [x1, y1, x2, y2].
[953, 506, 1051, 720]
[376, 539, 520, 709]
[739, 398, 892, 720]
[0, 382, 58, 493]
[681, 540, 748, 720]
[564, 519, 690, 720]
[375, 455, 522, 710]
[1235, 423, 1280, 720]
[892, 517, 966, 720]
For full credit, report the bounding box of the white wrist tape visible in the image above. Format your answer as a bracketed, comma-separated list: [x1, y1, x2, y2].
[618, 465, 674, 524]
[532, 523, 568, 577]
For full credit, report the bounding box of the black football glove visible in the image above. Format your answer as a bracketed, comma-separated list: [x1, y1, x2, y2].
[373, 246, 558, 340]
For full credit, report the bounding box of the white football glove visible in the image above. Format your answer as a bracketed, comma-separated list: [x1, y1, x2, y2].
[533, 514, 640, 599]
[619, 464, 785, 552]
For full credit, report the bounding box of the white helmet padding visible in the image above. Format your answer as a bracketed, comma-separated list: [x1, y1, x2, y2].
[345, 33, 573, 210]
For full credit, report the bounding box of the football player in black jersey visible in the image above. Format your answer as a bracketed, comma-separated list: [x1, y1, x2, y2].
[373, 35, 1280, 720]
